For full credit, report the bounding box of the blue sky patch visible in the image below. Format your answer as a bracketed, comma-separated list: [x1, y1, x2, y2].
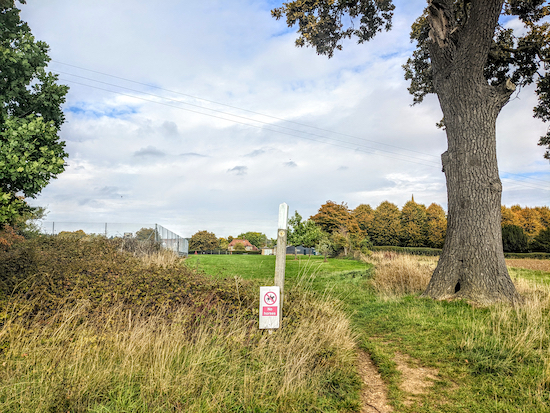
[67, 103, 139, 119]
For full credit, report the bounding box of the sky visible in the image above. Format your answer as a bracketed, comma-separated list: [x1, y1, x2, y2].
[19, 0, 550, 239]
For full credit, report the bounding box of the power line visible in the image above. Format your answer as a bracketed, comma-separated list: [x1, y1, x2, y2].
[52, 60, 440, 160]
[57, 76, 442, 168]
[52, 61, 550, 192]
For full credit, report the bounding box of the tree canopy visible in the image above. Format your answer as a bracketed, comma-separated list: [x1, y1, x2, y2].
[0, 1, 68, 224]
[189, 230, 218, 252]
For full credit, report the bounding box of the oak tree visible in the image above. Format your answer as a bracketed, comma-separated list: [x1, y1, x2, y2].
[0, 1, 68, 224]
[272, 0, 550, 303]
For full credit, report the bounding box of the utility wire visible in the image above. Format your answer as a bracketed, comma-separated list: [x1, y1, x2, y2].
[54, 70, 440, 166]
[52, 62, 550, 192]
[58, 76, 442, 168]
[52, 60, 440, 160]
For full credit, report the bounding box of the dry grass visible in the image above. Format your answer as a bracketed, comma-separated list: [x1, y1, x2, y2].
[368, 252, 433, 296]
[0, 290, 358, 412]
[138, 248, 181, 268]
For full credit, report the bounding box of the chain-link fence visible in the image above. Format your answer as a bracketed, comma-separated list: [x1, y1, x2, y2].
[38, 222, 189, 256]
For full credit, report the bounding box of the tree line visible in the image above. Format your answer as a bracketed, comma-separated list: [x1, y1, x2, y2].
[186, 200, 550, 255]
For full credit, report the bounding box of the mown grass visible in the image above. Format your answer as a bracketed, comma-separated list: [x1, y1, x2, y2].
[193, 252, 550, 412]
[0, 238, 361, 413]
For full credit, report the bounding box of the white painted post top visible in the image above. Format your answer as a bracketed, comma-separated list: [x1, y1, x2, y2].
[278, 203, 289, 230]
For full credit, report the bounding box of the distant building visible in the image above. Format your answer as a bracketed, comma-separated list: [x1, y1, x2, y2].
[286, 245, 316, 256]
[261, 247, 275, 255]
[228, 239, 259, 252]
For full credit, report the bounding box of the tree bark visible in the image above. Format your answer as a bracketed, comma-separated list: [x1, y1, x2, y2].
[422, 0, 522, 304]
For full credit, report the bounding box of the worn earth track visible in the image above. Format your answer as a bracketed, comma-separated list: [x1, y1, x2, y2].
[359, 350, 440, 412]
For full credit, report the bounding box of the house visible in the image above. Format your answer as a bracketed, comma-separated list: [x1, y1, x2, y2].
[228, 239, 259, 252]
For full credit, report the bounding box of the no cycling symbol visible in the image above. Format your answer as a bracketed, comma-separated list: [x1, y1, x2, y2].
[264, 291, 277, 306]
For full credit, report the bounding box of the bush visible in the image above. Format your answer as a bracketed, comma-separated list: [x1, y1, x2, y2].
[502, 225, 529, 253]
[0, 236, 255, 318]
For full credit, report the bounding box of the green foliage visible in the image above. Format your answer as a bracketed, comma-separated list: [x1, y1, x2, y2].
[400, 198, 428, 247]
[236, 231, 266, 248]
[135, 227, 156, 241]
[288, 211, 323, 251]
[402, 1, 550, 158]
[426, 203, 447, 249]
[233, 241, 246, 252]
[0, 3, 68, 223]
[271, 0, 395, 58]
[502, 224, 529, 253]
[189, 230, 218, 252]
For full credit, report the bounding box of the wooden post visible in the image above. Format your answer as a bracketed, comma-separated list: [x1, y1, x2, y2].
[274, 202, 289, 326]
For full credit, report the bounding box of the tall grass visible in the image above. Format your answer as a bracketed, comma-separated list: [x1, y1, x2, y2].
[0, 293, 359, 412]
[459, 278, 550, 388]
[368, 252, 433, 296]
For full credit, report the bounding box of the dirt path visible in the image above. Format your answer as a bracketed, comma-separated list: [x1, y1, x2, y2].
[359, 350, 440, 412]
[358, 351, 392, 413]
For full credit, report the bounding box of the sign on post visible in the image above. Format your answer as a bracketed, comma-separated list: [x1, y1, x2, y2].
[259, 286, 280, 329]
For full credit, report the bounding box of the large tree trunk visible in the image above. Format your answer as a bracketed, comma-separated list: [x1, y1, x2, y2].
[421, 0, 521, 304]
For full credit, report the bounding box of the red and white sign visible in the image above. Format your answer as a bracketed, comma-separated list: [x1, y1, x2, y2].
[259, 286, 280, 329]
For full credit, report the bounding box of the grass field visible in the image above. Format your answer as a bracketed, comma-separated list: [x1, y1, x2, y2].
[188, 253, 550, 412]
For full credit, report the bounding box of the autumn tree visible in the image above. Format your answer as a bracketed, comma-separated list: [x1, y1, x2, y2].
[536, 206, 550, 229]
[353, 203, 374, 237]
[517, 207, 543, 241]
[501, 205, 521, 227]
[426, 203, 447, 249]
[189, 230, 218, 252]
[310, 201, 353, 233]
[272, 0, 550, 303]
[0, 1, 68, 224]
[400, 198, 428, 247]
[370, 201, 401, 246]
